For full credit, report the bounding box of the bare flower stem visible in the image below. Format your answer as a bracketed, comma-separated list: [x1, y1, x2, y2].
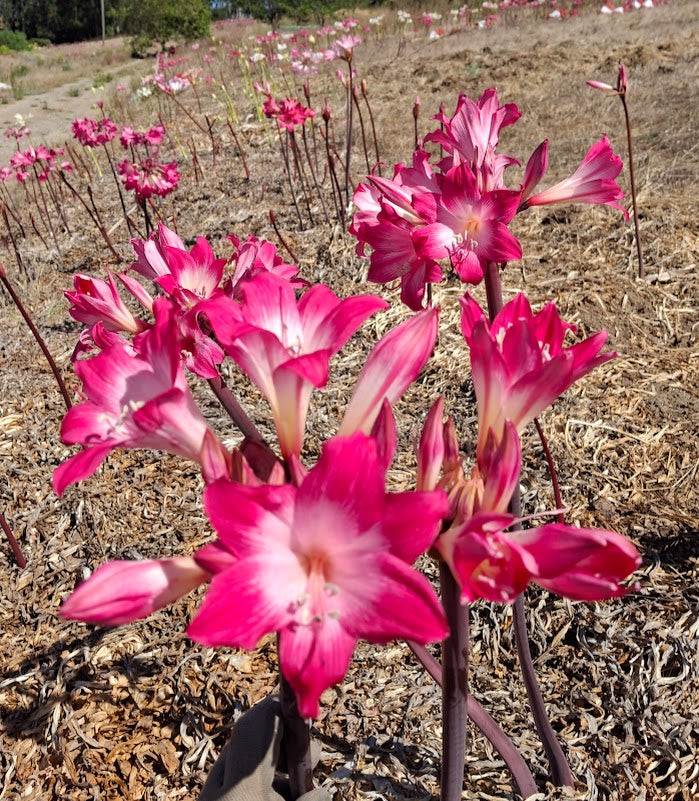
[406, 641, 539, 799]
[619, 94, 644, 278]
[533, 417, 565, 523]
[279, 665, 313, 798]
[0, 263, 72, 410]
[0, 508, 26, 568]
[268, 210, 300, 264]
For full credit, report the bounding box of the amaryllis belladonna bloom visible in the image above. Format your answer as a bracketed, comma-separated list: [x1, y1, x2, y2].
[190, 433, 449, 717]
[53, 300, 220, 495]
[437, 511, 640, 604]
[118, 157, 179, 199]
[66, 271, 149, 335]
[203, 272, 387, 458]
[460, 292, 616, 459]
[520, 135, 628, 218]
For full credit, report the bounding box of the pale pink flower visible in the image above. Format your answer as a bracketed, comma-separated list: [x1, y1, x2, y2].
[424, 88, 521, 191]
[203, 273, 387, 458]
[339, 308, 438, 436]
[189, 433, 449, 717]
[61, 557, 210, 625]
[521, 135, 628, 218]
[130, 222, 186, 281]
[66, 271, 149, 335]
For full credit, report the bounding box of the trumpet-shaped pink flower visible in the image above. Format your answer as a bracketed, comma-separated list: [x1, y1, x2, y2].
[521, 135, 627, 218]
[437, 512, 640, 603]
[130, 222, 186, 281]
[430, 163, 522, 283]
[460, 293, 615, 458]
[189, 434, 449, 718]
[425, 89, 521, 191]
[203, 273, 387, 458]
[71, 117, 118, 147]
[226, 233, 299, 293]
[66, 271, 149, 335]
[61, 557, 211, 626]
[53, 300, 217, 495]
[339, 307, 438, 436]
[350, 150, 445, 310]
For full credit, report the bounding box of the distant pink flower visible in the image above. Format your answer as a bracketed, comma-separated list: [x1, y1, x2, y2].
[275, 98, 315, 130]
[188, 433, 449, 717]
[118, 157, 179, 199]
[521, 135, 627, 218]
[460, 292, 616, 458]
[71, 117, 118, 147]
[66, 271, 148, 334]
[203, 273, 387, 458]
[53, 300, 216, 495]
[331, 34, 361, 60]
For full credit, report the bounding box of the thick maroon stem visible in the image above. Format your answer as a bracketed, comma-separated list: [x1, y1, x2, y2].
[406, 641, 538, 799]
[620, 95, 644, 278]
[0, 265, 72, 409]
[0, 508, 26, 568]
[440, 562, 469, 801]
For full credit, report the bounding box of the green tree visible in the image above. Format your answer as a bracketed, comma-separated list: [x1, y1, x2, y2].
[115, 0, 210, 49]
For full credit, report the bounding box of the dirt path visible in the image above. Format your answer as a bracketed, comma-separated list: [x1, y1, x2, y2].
[0, 57, 153, 163]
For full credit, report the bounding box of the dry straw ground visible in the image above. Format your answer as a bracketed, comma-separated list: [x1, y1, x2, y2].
[0, 2, 697, 800]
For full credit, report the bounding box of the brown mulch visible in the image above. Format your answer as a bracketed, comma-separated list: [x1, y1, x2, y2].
[1, 3, 698, 800]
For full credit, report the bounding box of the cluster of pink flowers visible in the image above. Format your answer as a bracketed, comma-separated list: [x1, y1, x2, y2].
[56, 87, 641, 724]
[117, 157, 179, 200]
[119, 124, 165, 149]
[71, 117, 118, 147]
[56, 223, 460, 715]
[351, 88, 626, 310]
[257, 84, 316, 131]
[2, 144, 71, 184]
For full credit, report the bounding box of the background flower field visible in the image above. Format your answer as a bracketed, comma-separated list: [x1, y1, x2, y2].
[0, 1, 697, 799]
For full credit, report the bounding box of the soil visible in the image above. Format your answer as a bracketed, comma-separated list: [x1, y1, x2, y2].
[0, 4, 697, 801]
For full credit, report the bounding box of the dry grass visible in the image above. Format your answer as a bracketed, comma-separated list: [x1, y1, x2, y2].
[0, 2, 698, 799]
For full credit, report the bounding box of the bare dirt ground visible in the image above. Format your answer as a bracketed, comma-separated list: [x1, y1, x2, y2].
[0, 3, 697, 800]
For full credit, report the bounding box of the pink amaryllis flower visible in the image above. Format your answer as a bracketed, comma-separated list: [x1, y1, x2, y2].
[350, 150, 445, 310]
[226, 233, 299, 294]
[66, 271, 149, 335]
[424, 88, 521, 191]
[189, 433, 449, 717]
[203, 273, 387, 458]
[460, 292, 616, 459]
[428, 163, 522, 283]
[53, 300, 219, 495]
[339, 307, 439, 436]
[61, 557, 211, 625]
[437, 512, 640, 603]
[117, 157, 180, 199]
[520, 135, 628, 218]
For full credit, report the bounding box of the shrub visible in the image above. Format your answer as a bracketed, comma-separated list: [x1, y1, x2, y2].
[0, 28, 30, 51]
[116, 0, 211, 49]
